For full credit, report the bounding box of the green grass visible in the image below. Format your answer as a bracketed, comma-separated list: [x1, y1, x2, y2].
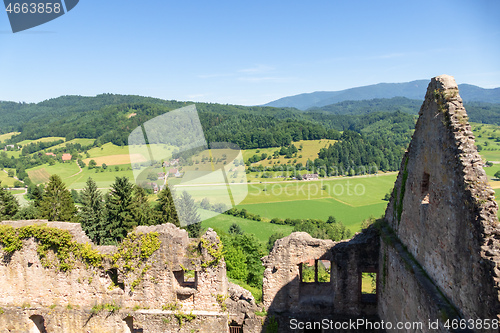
[243, 139, 337, 166]
[27, 162, 80, 184]
[201, 212, 294, 244]
[238, 199, 386, 232]
[66, 167, 134, 189]
[17, 137, 66, 146]
[0, 170, 16, 187]
[44, 138, 95, 151]
[0, 132, 20, 143]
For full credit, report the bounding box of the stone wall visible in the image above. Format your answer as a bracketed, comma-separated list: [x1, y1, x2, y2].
[261, 227, 380, 332]
[0, 221, 259, 332]
[381, 75, 500, 329]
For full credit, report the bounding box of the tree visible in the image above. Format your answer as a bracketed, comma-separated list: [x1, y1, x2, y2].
[0, 182, 19, 219]
[102, 163, 107, 170]
[79, 177, 106, 244]
[155, 186, 179, 227]
[267, 232, 284, 252]
[176, 191, 201, 238]
[104, 177, 135, 243]
[131, 186, 155, 226]
[495, 170, 500, 180]
[7, 169, 14, 177]
[39, 175, 77, 222]
[228, 223, 243, 235]
[88, 159, 97, 169]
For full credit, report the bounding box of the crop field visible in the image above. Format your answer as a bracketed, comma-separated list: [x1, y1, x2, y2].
[28, 162, 80, 184]
[0, 132, 20, 143]
[200, 210, 294, 244]
[243, 139, 337, 166]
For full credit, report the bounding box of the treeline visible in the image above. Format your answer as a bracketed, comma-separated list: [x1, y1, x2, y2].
[21, 140, 64, 155]
[0, 176, 198, 245]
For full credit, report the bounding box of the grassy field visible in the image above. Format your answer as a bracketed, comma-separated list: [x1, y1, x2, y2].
[243, 139, 337, 166]
[0, 170, 16, 187]
[0, 132, 20, 143]
[66, 167, 134, 189]
[28, 162, 80, 184]
[200, 211, 294, 244]
[45, 138, 95, 150]
[17, 137, 66, 147]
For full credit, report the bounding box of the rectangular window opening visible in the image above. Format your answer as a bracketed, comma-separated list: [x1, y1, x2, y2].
[300, 259, 332, 283]
[174, 269, 197, 289]
[361, 272, 377, 303]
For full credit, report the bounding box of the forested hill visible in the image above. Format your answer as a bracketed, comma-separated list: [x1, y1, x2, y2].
[307, 97, 500, 124]
[263, 81, 500, 109]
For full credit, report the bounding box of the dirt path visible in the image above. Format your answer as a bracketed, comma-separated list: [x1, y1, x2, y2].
[68, 161, 83, 178]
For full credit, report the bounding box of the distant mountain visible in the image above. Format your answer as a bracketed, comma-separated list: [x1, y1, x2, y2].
[264, 80, 500, 110]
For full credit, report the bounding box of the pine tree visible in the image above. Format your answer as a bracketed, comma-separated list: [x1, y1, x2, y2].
[132, 186, 155, 226]
[39, 175, 77, 222]
[79, 177, 106, 244]
[155, 186, 180, 227]
[176, 191, 201, 238]
[103, 176, 135, 243]
[0, 182, 20, 220]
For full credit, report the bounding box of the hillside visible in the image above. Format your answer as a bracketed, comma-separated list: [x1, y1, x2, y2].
[307, 97, 500, 124]
[263, 80, 500, 109]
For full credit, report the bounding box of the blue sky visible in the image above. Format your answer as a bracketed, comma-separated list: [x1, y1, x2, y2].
[1, 0, 499, 105]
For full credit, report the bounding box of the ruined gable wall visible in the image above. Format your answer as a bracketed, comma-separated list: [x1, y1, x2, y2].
[381, 75, 500, 322]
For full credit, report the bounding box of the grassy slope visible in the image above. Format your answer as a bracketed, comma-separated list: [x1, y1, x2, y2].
[200, 211, 294, 244]
[0, 170, 16, 187]
[0, 132, 20, 143]
[242, 139, 337, 166]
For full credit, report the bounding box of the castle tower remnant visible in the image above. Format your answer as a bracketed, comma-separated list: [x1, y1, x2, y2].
[381, 75, 500, 324]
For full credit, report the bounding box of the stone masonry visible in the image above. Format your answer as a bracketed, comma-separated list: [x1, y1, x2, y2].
[261, 75, 500, 333]
[0, 221, 260, 333]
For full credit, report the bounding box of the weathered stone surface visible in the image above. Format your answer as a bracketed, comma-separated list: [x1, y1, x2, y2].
[261, 227, 380, 331]
[381, 75, 500, 329]
[0, 222, 259, 332]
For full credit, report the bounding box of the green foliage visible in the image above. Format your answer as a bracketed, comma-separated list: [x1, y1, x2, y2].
[131, 186, 155, 226]
[215, 294, 228, 312]
[111, 232, 161, 291]
[174, 311, 196, 328]
[162, 302, 182, 311]
[228, 223, 243, 235]
[177, 191, 201, 238]
[104, 176, 136, 243]
[39, 174, 77, 222]
[219, 232, 265, 288]
[90, 302, 121, 314]
[265, 315, 279, 333]
[199, 235, 224, 268]
[494, 170, 500, 179]
[155, 186, 180, 227]
[266, 232, 284, 252]
[0, 182, 20, 220]
[0, 224, 104, 271]
[79, 177, 106, 244]
[396, 157, 409, 224]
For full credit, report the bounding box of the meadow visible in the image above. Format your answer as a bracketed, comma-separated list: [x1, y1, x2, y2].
[200, 211, 294, 245]
[0, 132, 20, 143]
[242, 139, 337, 166]
[11, 121, 500, 236]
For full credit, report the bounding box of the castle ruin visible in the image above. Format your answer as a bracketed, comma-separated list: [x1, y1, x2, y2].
[1, 75, 500, 332]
